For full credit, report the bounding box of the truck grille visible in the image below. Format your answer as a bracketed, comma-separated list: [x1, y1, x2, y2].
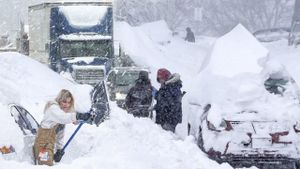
[73, 68, 105, 84]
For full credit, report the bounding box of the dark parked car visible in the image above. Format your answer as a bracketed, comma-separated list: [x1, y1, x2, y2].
[253, 27, 290, 42]
[106, 67, 150, 108]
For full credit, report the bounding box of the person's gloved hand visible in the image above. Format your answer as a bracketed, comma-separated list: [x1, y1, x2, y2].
[76, 112, 92, 122]
[54, 149, 65, 162]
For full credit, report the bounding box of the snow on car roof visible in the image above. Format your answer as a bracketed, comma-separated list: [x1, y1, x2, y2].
[59, 5, 109, 28]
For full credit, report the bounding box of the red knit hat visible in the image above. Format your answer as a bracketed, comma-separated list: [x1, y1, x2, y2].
[157, 68, 171, 82]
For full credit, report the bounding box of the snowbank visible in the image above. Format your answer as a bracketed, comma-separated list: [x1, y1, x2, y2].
[138, 20, 172, 44]
[114, 20, 210, 88]
[0, 52, 92, 121]
[263, 40, 300, 86]
[190, 24, 300, 122]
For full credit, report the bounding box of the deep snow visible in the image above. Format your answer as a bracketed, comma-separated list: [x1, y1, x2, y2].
[0, 22, 231, 169]
[0, 19, 299, 169]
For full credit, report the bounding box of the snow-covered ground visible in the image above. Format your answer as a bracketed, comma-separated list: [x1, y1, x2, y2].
[0, 20, 300, 169]
[0, 22, 231, 169]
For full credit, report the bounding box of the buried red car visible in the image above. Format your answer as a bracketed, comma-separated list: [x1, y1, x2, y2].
[187, 68, 300, 169]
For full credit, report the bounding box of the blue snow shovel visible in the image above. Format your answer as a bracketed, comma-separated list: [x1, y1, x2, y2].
[53, 122, 84, 162]
[53, 110, 102, 162]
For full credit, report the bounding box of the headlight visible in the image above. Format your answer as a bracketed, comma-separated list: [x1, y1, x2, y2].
[115, 92, 126, 100]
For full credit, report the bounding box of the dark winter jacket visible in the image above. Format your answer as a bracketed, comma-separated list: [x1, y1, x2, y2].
[155, 73, 183, 125]
[185, 29, 195, 43]
[125, 79, 153, 117]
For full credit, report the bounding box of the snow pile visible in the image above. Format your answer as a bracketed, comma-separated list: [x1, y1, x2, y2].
[114, 20, 210, 88]
[203, 24, 269, 77]
[182, 25, 300, 156]
[138, 20, 172, 44]
[0, 52, 92, 120]
[263, 40, 300, 85]
[191, 25, 300, 122]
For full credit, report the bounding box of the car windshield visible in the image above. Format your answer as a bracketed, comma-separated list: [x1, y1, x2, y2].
[59, 40, 113, 58]
[115, 71, 140, 86]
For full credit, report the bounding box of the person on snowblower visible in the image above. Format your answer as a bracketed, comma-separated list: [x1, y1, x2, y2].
[125, 71, 153, 117]
[33, 89, 92, 166]
[154, 68, 183, 133]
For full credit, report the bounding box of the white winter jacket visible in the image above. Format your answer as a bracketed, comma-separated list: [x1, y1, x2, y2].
[40, 101, 77, 149]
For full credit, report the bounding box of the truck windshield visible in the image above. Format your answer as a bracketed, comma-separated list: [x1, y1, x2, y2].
[59, 40, 112, 58]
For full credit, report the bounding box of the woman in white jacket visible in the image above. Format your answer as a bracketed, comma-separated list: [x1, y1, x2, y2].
[33, 89, 91, 166]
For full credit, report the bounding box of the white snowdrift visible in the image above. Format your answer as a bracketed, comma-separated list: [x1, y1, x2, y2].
[114, 20, 210, 88]
[191, 24, 300, 124]
[0, 52, 92, 121]
[202, 24, 269, 77]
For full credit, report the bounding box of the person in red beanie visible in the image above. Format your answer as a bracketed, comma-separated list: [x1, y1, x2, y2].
[154, 68, 183, 132]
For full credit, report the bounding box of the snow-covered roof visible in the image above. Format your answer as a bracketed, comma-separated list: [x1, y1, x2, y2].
[59, 33, 112, 41]
[59, 5, 109, 28]
[204, 24, 269, 78]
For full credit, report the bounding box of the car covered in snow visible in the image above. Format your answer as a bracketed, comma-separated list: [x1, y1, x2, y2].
[187, 24, 300, 169]
[106, 67, 150, 108]
[253, 27, 290, 42]
[188, 72, 300, 168]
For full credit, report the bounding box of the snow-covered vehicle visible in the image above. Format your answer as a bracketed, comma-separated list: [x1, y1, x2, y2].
[253, 27, 290, 42]
[28, 1, 113, 85]
[106, 67, 150, 108]
[189, 73, 300, 168]
[187, 24, 300, 169]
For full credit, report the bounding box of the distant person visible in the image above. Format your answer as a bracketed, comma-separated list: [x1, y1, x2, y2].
[154, 68, 183, 133]
[125, 71, 153, 117]
[33, 89, 92, 166]
[185, 27, 195, 43]
[21, 33, 29, 55]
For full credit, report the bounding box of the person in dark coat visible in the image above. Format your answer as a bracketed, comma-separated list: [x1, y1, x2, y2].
[125, 71, 153, 117]
[154, 68, 183, 132]
[185, 27, 195, 43]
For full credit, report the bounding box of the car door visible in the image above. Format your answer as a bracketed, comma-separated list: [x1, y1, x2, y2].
[91, 81, 111, 126]
[9, 104, 39, 136]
